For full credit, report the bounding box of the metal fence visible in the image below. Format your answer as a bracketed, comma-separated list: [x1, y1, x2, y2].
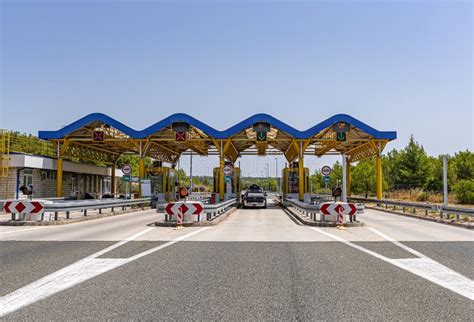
[283, 197, 364, 222]
[347, 196, 474, 219]
[3, 198, 152, 222]
[203, 198, 237, 220]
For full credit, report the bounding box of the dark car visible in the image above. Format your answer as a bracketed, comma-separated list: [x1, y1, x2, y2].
[243, 184, 267, 208]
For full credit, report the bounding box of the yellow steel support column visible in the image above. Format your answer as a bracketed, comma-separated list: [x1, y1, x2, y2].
[56, 157, 63, 197]
[376, 155, 382, 199]
[111, 163, 116, 195]
[138, 157, 145, 198]
[219, 152, 225, 202]
[298, 141, 304, 201]
[346, 161, 351, 196]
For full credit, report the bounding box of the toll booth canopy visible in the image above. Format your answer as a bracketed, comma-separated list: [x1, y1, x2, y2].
[39, 113, 396, 201]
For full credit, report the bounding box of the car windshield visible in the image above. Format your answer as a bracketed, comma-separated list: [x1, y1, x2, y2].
[248, 184, 263, 193]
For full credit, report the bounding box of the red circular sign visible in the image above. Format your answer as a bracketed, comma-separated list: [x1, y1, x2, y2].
[321, 166, 332, 176]
[121, 164, 132, 175]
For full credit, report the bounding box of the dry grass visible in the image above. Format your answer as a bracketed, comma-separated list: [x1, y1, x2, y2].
[384, 189, 460, 205]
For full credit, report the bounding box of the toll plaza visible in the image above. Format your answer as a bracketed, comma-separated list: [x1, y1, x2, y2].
[38, 113, 396, 207]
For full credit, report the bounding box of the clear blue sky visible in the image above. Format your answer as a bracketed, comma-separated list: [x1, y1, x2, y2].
[1, 1, 472, 176]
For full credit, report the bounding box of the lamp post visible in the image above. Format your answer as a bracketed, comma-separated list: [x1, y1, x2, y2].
[265, 163, 270, 191]
[275, 157, 278, 193]
[189, 150, 193, 193]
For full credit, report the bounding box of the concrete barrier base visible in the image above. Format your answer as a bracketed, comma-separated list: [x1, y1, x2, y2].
[277, 199, 365, 227]
[154, 207, 237, 227]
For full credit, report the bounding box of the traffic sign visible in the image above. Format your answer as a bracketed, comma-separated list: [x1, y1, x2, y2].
[320, 202, 357, 216]
[332, 122, 350, 133]
[256, 131, 267, 142]
[252, 122, 270, 133]
[323, 176, 330, 183]
[175, 131, 187, 142]
[122, 175, 131, 182]
[321, 166, 332, 176]
[223, 164, 233, 176]
[165, 201, 204, 216]
[179, 187, 189, 198]
[336, 132, 346, 142]
[121, 164, 132, 175]
[3, 200, 44, 214]
[172, 122, 190, 132]
[92, 131, 105, 142]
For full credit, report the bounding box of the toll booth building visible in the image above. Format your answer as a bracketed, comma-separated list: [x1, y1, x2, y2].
[0, 132, 122, 200]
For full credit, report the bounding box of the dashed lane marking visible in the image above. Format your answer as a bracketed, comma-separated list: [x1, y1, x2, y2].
[311, 227, 474, 300]
[0, 227, 209, 317]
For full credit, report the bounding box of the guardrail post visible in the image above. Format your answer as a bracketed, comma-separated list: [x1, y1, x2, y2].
[54, 212, 58, 221]
[66, 211, 70, 219]
[99, 208, 102, 214]
[84, 209, 87, 216]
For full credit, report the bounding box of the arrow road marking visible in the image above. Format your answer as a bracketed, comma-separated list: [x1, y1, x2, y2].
[0, 227, 209, 317]
[311, 227, 474, 300]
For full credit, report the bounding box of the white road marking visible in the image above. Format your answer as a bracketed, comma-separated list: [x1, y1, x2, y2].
[0, 227, 209, 317]
[311, 227, 474, 301]
[366, 227, 427, 258]
[84, 227, 155, 259]
[0, 227, 48, 235]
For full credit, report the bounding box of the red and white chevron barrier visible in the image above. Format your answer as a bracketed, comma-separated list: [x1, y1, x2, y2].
[165, 201, 205, 227]
[320, 202, 357, 216]
[3, 200, 44, 215]
[3, 200, 45, 221]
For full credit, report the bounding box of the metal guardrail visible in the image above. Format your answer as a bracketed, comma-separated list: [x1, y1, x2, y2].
[203, 198, 237, 220]
[41, 198, 152, 220]
[186, 194, 212, 204]
[284, 198, 322, 221]
[283, 197, 364, 222]
[348, 196, 474, 219]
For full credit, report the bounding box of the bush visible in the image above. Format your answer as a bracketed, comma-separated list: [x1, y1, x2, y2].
[453, 180, 474, 204]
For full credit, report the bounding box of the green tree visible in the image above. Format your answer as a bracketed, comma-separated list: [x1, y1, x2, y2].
[116, 155, 152, 176]
[453, 179, 474, 204]
[424, 155, 457, 192]
[384, 149, 401, 190]
[351, 157, 376, 197]
[176, 169, 190, 187]
[309, 171, 323, 193]
[330, 161, 343, 187]
[451, 150, 474, 181]
[394, 135, 432, 189]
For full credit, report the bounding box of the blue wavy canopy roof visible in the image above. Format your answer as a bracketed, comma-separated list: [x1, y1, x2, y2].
[39, 113, 397, 140]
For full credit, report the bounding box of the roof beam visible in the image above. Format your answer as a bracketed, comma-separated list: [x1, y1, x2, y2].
[315, 140, 340, 156]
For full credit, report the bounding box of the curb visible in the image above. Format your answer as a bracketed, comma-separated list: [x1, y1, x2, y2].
[276, 199, 365, 227]
[0, 207, 151, 226]
[154, 207, 238, 227]
[366, 206, 473, 230]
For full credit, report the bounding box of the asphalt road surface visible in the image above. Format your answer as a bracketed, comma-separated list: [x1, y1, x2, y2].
[1, 200, 473, 320]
